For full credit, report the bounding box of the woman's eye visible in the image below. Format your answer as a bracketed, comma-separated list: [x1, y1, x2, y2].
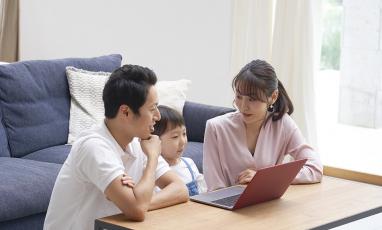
[172, 136, 179, 139]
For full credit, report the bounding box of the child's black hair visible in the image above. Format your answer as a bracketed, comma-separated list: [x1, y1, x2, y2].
[153, 105, 185, 136]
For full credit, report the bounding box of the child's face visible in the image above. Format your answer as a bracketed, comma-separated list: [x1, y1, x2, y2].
[160, 125, 187, 164]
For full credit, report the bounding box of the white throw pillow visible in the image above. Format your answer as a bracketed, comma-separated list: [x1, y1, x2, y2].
[66, 66, 191, 144]
[66, 67, 110, 144]
[156, 79, 191, 113]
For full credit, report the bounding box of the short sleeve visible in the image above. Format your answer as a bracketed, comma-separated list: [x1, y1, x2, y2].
[155, 156, 170, 180]
[129, 138, 170, 180]
[75, 138, 125, 193]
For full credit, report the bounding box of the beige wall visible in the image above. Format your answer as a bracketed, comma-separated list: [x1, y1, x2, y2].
[19, 0, 235, 107]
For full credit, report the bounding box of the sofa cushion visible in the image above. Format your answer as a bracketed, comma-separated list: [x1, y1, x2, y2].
[0, 158, 61, 221]
[0, 213, 46, 230]
[0, 106, 10, 157]
[0, 54, 122, 157]
[183, 101, 235, 142]
[183, 141, 203, 173]
[22, 144, 71, 164]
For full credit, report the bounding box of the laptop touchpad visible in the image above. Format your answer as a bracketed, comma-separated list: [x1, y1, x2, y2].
[199, 186, 245, 202]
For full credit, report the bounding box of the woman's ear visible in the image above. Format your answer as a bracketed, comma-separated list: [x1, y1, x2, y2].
[271, 90, 279, 104]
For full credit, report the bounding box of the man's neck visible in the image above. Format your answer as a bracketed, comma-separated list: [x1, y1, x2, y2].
[104, 118, 133, 150]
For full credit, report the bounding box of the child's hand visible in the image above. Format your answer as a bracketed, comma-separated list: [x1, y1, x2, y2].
[121, 174, 135, 188]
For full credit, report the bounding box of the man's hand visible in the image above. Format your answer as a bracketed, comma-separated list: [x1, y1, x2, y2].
[140, 135, 161, 159]
[237, 169, 256, 184]
[121, 174, 135, 188]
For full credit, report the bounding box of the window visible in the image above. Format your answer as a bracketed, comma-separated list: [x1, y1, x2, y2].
[317, 0, 382, 176]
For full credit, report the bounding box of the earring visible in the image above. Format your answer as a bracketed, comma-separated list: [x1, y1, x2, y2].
[267, 104, 274, 113]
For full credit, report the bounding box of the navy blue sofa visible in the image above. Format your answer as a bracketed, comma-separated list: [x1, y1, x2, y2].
[0, 54, 233, 229]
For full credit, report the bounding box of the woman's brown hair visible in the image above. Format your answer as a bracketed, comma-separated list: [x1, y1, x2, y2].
[232, 59, 294, 121]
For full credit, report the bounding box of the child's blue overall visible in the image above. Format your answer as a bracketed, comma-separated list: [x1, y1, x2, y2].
[181, 157, 199, 196]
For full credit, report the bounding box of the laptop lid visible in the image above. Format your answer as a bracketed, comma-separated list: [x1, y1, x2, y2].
[191, 158, 307, 210]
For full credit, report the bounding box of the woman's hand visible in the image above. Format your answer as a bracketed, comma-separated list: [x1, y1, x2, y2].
[237, 169, 256, 184]
[121, 173, 136, 188]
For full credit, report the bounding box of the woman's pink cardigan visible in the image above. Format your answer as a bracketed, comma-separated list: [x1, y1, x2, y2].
[203, 112, 323, 191]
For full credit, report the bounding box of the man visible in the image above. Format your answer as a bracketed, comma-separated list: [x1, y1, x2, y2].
[44, 65, 189, 230]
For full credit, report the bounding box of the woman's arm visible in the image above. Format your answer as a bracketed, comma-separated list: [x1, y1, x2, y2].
[286, 127, 323, 184]
[203, 120, 228, 191]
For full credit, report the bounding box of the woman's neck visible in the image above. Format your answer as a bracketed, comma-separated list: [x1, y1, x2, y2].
[245, 118, 264, 133]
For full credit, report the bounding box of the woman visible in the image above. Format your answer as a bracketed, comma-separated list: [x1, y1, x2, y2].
[203, 60, 323, 191]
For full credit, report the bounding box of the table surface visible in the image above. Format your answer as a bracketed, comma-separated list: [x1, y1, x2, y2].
[96, 176, 382, 230]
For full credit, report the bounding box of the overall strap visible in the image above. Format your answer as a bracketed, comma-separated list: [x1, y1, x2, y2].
[181, 157, 195, 181]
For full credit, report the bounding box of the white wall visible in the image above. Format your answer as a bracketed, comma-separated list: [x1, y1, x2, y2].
[19, 0, 234, 107]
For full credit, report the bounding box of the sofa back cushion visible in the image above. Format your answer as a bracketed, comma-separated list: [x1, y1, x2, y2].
[0, 106, 10, 157]
[183, 101, 235, 142]
[0, 54, 122, 157]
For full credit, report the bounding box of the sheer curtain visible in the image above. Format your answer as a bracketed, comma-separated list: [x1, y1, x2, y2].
[231, 0, 275, 76]
[231, 0, 321, 147]
[0, 0, 19, 62]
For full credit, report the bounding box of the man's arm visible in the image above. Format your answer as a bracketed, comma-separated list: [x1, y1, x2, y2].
[149, 170, 189, 210]
[104, 154, 158, 221]
[104, 136, 161, 221]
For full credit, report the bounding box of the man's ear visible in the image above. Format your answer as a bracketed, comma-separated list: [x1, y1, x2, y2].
[120, 105, 130, 117]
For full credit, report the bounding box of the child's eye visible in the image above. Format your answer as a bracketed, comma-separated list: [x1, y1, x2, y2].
[236, 95, 242, 100]
[172, 135, 179, 139]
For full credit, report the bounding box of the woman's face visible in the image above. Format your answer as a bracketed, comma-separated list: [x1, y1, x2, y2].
[234, 92, 269, 125]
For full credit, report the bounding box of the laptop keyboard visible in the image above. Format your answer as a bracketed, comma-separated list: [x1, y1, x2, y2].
[211, 194, 241, 207]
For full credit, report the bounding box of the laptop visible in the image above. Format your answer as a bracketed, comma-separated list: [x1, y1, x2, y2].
[190, 158, 307, 210]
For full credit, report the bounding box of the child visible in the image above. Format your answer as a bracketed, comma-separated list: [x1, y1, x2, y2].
[123, 105, 207, 196]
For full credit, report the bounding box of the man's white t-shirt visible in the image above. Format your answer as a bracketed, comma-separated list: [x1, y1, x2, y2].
[44, 122, 170, 230]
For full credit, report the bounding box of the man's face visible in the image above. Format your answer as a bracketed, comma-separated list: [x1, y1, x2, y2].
[131, 86, 161, 139]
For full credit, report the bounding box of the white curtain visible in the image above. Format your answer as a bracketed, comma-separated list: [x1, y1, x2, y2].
[231, 0, 275, 76]
[0, 0, 19, 62]
[231, 0, 321, 147]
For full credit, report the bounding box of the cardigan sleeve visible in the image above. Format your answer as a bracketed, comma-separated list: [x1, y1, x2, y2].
[203, 120, 228, 191]
[285, 124, 323, 184]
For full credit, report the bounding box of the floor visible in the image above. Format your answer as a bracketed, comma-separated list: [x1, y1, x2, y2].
[332, 213, 382, 230]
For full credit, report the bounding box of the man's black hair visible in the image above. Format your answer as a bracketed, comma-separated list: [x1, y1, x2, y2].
[103, 64, 157, 118]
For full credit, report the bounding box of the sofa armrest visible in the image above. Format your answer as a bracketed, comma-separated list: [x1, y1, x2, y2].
[183, 101, 235, 142]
